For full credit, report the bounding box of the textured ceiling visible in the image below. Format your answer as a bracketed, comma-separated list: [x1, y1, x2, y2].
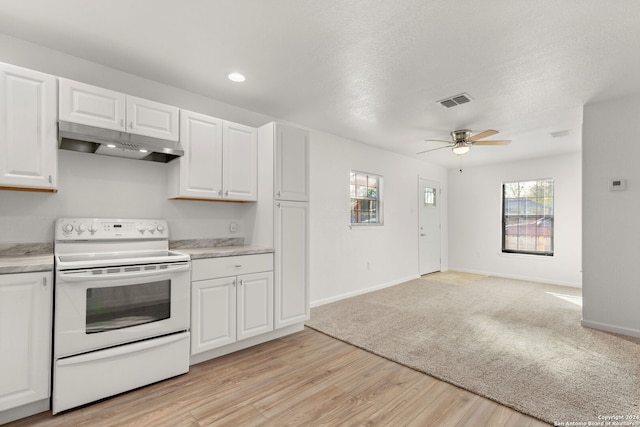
[1, 0, 640, 168]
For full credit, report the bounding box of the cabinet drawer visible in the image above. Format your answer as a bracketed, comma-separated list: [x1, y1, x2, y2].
[192, 254, 273, 281]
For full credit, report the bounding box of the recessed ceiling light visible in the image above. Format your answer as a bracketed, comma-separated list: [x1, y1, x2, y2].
[139, 149, 148, 153]
[106, 144, 116, 148]
[227, 72, 246, 83]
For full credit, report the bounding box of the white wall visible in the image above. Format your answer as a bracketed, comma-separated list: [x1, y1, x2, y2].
[308, 131, 448, 306]
[447, 153, 582, 287]
[582, 94, 640, 338]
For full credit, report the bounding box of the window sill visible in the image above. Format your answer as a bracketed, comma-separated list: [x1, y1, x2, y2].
[499, 251, 554, 260]
[349, 223, 384, 229]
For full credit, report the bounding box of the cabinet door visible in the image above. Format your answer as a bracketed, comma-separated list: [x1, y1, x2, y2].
[126, 95, 179, 141]
[0, 63, 57, 191]
[222, 121, 257, 201]
[191, 277, 237, 355]
[59, 78, 125, 131]
[178, 110, 223, 199]
[275, 124, 309, 201]
[0, 272, 52, 411]
[274, 201, 309, 328]
[237, 272, 273, 340]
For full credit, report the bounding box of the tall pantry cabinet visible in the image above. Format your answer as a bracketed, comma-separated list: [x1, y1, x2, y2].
[255, 123, 310, 329]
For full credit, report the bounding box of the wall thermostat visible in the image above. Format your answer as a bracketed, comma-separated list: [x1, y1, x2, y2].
[609, 179, 626, 191]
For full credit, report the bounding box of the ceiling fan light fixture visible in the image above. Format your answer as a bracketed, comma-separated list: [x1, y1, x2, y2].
[452, 143, 470, 156]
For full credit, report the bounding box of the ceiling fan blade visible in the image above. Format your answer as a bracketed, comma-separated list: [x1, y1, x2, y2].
[424, 139, 452, 143]
[468, 129, 498, 142]
[417, 145, 452, 155]
[473, 139, 511, 146]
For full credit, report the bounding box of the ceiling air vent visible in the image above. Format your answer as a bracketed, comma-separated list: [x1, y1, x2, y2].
[437, 93, 473, 108]
[549, 129, 570, 138]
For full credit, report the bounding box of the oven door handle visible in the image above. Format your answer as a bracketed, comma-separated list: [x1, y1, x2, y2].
[58, 262, 190, 281]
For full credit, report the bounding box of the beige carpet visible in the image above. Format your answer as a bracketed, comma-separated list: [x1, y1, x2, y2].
[421, 270, 486, 285]
[306, 276, 640, 424]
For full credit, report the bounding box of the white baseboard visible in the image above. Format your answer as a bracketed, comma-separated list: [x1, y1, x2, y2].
[189, 323, 304, 366]
[448, 267, 582, 289]
[310, 274, 420, 308]
[581, 319, 640, 339]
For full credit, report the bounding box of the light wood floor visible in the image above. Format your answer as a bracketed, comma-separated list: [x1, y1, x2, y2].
[10, 328, 549, 426]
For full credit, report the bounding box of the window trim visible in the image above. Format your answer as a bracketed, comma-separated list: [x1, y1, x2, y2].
[501, 178, 554, 256]
[350, 170, 384, 226]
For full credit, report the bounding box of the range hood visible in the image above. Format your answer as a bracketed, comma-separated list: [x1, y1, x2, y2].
[58, 121, 184, 163]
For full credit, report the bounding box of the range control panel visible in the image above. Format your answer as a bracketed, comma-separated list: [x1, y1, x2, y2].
[55, 218, 168, 240]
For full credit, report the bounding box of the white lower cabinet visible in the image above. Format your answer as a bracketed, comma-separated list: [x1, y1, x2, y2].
[191, 254, 273, 355]
[0, 272, 52, 418]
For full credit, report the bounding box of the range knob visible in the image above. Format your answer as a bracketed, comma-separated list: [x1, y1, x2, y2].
[157, 224, 165, 233]
[89, 224, 98, 234]
[77, 224, 86, 234]
[62, 224, 74, 234]
[137, 225, 146, 234]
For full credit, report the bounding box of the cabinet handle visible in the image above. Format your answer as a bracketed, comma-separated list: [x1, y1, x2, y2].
[239, 280, 244, 286]
[233, 279, 236, 287]
[277, 191, 281, 196]
[120, 119, 124, 127]
[129, 121, 133, 129]
[234, 264, 242, 268]
[48, 175, 52, 184]
[225, 190, 229, 196]
[276, 202, 281, 207]
[42, 277, 47, 287]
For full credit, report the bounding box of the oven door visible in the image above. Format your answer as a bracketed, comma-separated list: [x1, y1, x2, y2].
[54, 261, 190, 358]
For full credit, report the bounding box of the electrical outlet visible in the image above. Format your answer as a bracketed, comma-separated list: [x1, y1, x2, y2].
[609, 179, 626, 191]
[229, 222, 238, 233]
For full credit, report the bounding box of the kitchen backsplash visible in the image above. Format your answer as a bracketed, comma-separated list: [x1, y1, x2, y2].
[169, 238, 244, 249]
[0, 150, 250, 244]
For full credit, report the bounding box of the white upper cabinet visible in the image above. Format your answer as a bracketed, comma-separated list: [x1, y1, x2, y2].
[169, 110, 223, 199]
[275, 123, 309, 202]
[126, 95, 179, 141]
[168, 113, 257, 202]
[59, 78, 179, 141]
[223, 121, 258, 201]
[0, 62, 57, 192]
[59, 78, 125, 131]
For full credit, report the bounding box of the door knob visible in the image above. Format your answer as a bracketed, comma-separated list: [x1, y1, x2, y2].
[420, 233, 427, 237]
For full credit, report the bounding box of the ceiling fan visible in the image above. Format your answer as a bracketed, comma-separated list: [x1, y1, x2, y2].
[417, 129, 511, 156]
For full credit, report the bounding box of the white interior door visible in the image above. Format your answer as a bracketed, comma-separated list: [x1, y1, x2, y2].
[419, 178, 441, 275]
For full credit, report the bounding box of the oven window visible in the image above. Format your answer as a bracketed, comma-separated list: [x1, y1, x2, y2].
[86, 280, 171, 334]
